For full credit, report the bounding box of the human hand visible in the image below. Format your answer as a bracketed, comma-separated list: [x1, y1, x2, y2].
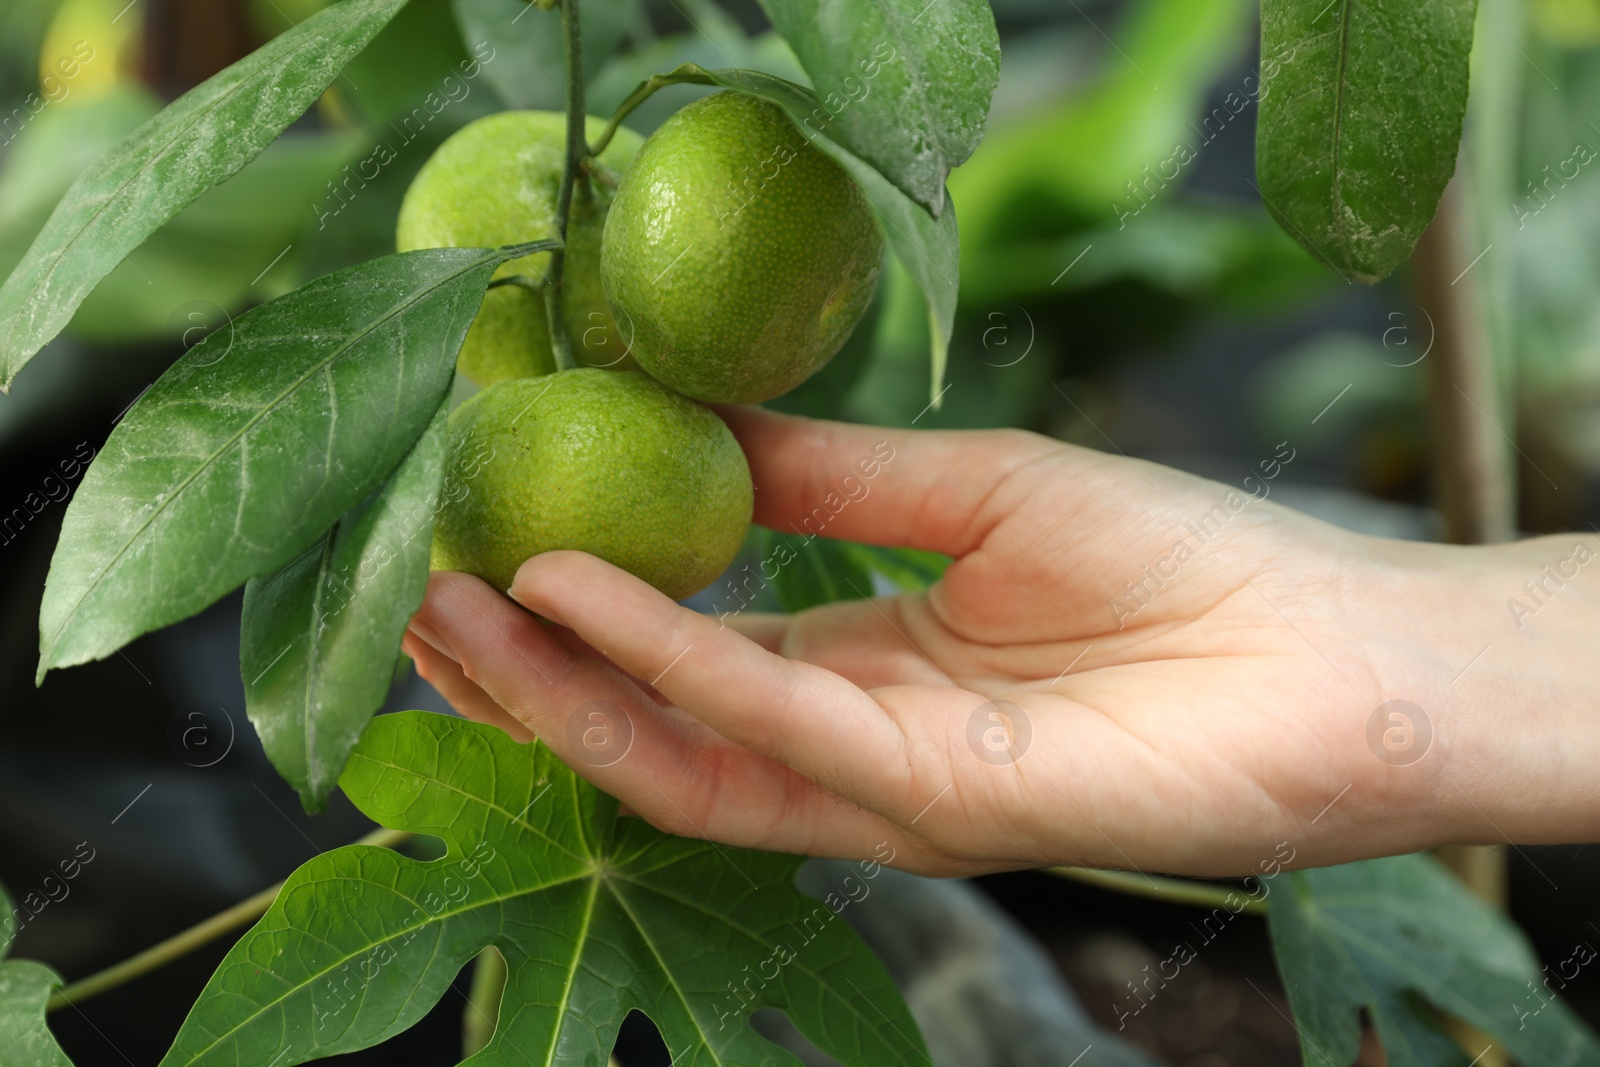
[404, 407, 1600, 877]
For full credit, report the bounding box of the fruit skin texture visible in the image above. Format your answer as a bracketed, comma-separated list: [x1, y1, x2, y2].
[396, 112, 644, 385]
[601, 92, 883, 404]
[430, 370, 752, 600]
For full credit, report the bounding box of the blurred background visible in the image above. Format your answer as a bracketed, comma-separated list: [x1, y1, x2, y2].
[4, 0, 1600, 1063]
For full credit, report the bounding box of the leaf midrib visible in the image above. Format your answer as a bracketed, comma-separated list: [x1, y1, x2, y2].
[174, 865, 596, 1065]
[611, 870, 897, 1055]
[1328, 0, 1355, 260]
[301, 530, 340, 794]
[348, 752, 586, 863]
[41, 249, 493, 665]
[541, 877, 601, 1066]
[0, 0, 375, 364]
[604, 875, 735, 1066]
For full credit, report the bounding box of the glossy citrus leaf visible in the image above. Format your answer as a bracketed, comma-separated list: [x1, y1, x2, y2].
[754, 529, 950, 614]
[160, 712, 928, 1067]
[761, 532, 877, 613]
[756, 0, 999, 217]
[0, 0, 408, 390]
[240, 403, 450, 814]
[1268, 854, 1600, 1065]
[37, 242, 556, 683]
[1255, 0, 1476, 282]
[0, 884, 71, 1067]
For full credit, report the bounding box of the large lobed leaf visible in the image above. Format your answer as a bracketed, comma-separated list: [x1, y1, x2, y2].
[1255, 0, 1476, 283]
[756, 0, 999, 218]
[160, 712, 928, 1067]
[37, 243, 552, 683]
[0, 884, 72, 1067]
[241, 403, 451, 814]
[0, 0, 410, 390]
[1269, 854, 1600, 1066]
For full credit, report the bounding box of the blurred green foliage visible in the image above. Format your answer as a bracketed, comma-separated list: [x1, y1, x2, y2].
[3, 0, 1598, 530]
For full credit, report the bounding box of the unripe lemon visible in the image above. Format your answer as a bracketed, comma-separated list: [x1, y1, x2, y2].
[430, 370, 752, 600]
[601, 92, 883, 404]
[397, 112, 644, 385]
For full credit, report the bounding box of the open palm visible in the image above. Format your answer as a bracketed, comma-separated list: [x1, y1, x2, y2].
[407, 407, 1482, 877]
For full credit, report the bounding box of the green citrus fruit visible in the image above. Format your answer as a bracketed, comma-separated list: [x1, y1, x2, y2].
[600, 91, 883, 404]
[430, 369, 752, 599]
[396, 112, 644, 386]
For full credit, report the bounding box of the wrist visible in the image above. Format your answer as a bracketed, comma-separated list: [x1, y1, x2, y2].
[1372, 534, 1600, 848]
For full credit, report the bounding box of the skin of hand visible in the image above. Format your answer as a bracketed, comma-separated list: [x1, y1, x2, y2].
[403, 405, 1600, 878]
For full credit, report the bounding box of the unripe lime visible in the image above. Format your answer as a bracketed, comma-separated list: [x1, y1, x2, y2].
[600, 92, 883, 404]
[430, 370, 752, 599]
[397, 112, 644, 385]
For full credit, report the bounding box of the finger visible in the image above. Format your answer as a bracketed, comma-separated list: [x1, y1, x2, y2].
[403, 629, 535, 743]
[418, 571, 894, 858]
[715, 405, 1057, 557]
[510, 551, 917, 805]
[776, 598, 953, 689]
[719, 611, 788, 653]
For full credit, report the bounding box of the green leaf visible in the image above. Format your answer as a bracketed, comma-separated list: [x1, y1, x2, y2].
[761, 531, 878, 613]
[755, 0, 999, 217]
[0, 0, 410, 390]
[37, 242, 554, 684]
[1268, 854, 1600, 1066]
[0, 884, 72, 1067]
[160, 712, 927, 1067]
[618, 64, 958, 402]
[840, 544, 949, 592]
[755, 530, 948, 613]
[1255, 0, 1477, 283]
[454, 0, 639, 111]
[241, 403, 451, 814]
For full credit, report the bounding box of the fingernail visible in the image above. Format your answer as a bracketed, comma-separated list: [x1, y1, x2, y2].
[406, 618, 459, 664]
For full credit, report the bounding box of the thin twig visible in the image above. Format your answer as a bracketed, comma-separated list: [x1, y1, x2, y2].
[46, 828, 413, 1011]
[543, 0, 587, 373]
[1043, 866, 1268, 916]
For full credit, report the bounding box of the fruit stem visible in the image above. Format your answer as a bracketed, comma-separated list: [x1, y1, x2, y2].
[544, 0, 587, 373]
[487, 274, 549, 295]
[589, 67, 715, 157]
